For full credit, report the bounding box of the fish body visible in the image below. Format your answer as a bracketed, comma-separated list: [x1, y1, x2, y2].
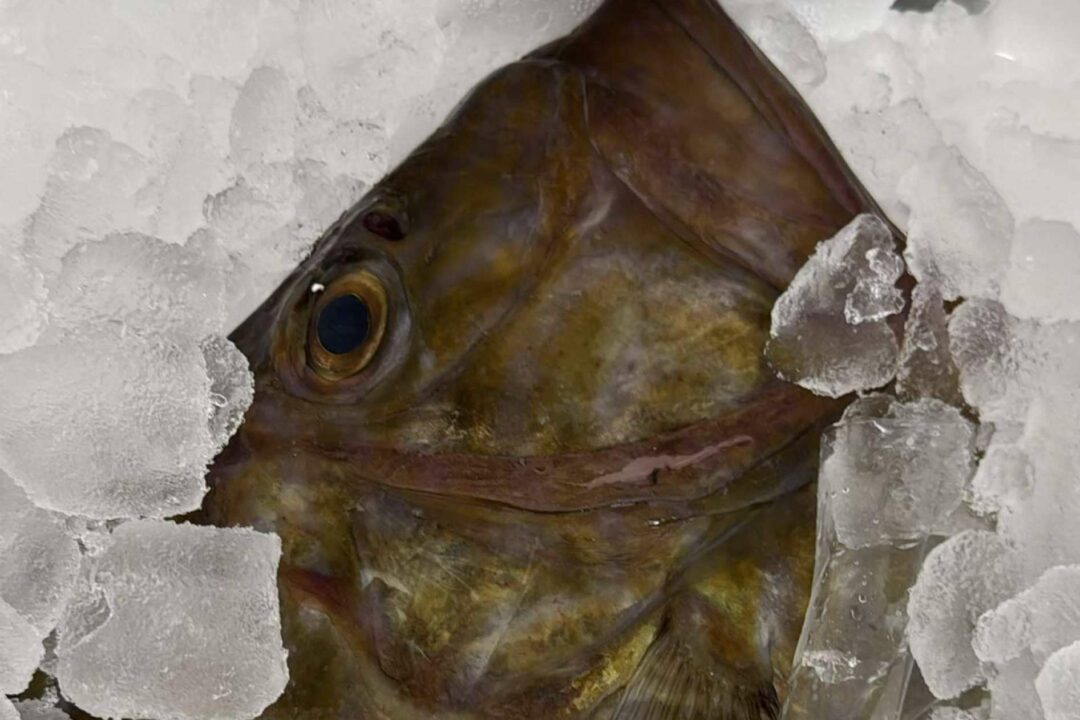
[205, 0, 886, 717]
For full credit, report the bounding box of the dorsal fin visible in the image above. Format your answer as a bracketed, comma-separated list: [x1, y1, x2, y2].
[612, 595, 780, 720]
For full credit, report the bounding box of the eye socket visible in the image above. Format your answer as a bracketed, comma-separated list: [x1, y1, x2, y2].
[308, 270, 388, 380]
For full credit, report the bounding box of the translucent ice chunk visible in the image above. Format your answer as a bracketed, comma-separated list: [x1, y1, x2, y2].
[1002, 220, 1080, 323]
[44, 232, 227, 343]
[908, 531, 1021, 699]
[56, 520, 288, 720]
[897, 281, 962, 405]
[766, 214, 904, 398]
[0, 471, 81, 637]
[1036, 641, 1080, 720]
[974, 565, 1080, 666]
[0, 596, 43, 695]
[201, 335, 254, 453]
[0, 331, 213, 519]
[821, 395, 976, 549]
[900, 146, 1014, 301]
[785, 541, 925, 718]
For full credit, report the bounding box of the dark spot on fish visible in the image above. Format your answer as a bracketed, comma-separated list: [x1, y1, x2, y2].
[362, 210, 405, 241]
[317, 294, 371, 354]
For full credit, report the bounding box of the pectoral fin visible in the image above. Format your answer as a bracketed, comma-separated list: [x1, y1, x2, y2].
[611, 593, 780, 720]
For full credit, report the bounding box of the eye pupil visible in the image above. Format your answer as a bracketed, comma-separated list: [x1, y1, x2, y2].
[362, 210, 405, 241]
[316, 294, 371, 355]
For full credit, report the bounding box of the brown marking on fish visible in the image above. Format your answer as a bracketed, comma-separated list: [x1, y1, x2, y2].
[204, 0, 897, 717]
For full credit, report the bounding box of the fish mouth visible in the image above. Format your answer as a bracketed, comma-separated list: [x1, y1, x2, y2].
[212, 374, 837, 516]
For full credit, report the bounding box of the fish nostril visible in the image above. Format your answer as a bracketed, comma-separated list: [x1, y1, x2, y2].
[362, 210, 405, 241]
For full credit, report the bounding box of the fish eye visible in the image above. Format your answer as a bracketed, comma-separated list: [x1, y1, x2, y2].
[316, 294, 370, 354]
[307, 270, 388, 380]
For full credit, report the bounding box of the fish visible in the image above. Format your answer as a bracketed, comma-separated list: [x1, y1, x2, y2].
[203, 0, 892, 717]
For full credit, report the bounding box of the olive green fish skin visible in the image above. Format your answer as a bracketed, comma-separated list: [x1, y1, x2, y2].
[204, 0, 884, 717]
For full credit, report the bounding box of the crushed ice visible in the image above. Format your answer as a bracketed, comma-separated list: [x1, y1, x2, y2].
[1, 0, 1078, 718]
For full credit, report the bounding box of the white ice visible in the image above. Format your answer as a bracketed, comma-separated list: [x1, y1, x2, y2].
[0, 596, 43, 695]
[0, 471, 81, 638]
[907, 530, 1021, 699]
[55, 520, 287, 720]
[1036, 641, 1080, 720]
[0, 0, 1079, 718]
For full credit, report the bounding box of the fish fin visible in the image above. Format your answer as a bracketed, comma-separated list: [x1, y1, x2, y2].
[612, 598, 780, 720]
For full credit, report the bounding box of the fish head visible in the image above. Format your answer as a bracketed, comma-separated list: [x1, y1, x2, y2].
[205, 0, 883, 716]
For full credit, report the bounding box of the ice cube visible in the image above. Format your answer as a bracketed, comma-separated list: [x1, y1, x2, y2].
[781, 0, 894, 42]
[766, 213, 904, 398]
[295, 85, 387, 183]
[948, 300, 1040, 425]
[201, 335, 254, 452]
[44, 232, 227, 343]
[785, 541, 924, 718]
[907, 530, 1021, 698]
[56, 520, 288, 720]
[1002, 220, 1080, 323]
[297, 0, 444, 121]
[987, 655, 1043, 720]
[1036, 641, 1080, 720]
[229, 66, 297, 170]
[980, 121, 1080, 233]
[896, 280, 963, 405]
[0, 698, 16, 720]
[109, 0, 260, 79]
[24, 127, 156, 279]
[0, 237, 47, 355]
[975, 565, 1080, 666]
[0, 330, 214, 519]
[985, 0, 1080, 83]
[969, 438, 1033, 517]
[0, 596, 43, 695]
[0, 471, 81, 637]
[899, 146, 1014, 301]
[723, 2, 826, 88]
[821, 395, 976, 549]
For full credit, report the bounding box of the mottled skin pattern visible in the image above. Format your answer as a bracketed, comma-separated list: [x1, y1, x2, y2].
[204, 0, 886, 717]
